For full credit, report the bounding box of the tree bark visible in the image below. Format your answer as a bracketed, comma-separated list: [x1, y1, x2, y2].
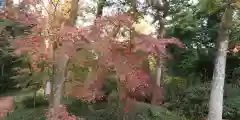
[50, 53, 69, 113]
[66, 0, 80, 25]
[207, 6, 233, 120]
[143, 0, 169, 105]
[47, 0, 80, 119]
[155, 17, 166, 86]
[153, 0, 169, 96]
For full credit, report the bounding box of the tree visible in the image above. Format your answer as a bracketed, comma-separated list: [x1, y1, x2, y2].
[1, 0, 82, 119]
[1, 0, 184, 119]
[146, 1, 170, 106]
[47, 1, 80, 119]
[207, 1, 233, 120]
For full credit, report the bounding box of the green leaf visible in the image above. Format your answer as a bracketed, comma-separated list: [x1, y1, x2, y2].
[198, 0, 222, 14]
[0, 19, 16, 26]
[149, 106, 182, 120]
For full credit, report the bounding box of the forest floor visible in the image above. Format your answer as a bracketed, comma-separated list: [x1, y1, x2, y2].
[0, 96, 14, 119]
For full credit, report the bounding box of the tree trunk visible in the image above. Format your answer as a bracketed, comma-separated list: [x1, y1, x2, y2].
[156, 59, 162, 86]
[50, 53, 69, 118]
[154, 0, 169, 86]
[151, 0, 169, 105]
[155, 18, 165, 86]
[47, 0, 80, 119]
[207, 6, 233, 120]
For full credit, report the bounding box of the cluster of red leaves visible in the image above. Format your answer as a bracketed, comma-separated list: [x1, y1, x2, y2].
[118, 68, 165, 109]
[232, 44, 240, 53]
[12, 35, 50, 71]
[46, 104, 82, 120]
[0, 8, 40, 25]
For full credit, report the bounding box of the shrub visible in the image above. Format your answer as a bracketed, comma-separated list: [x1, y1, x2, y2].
[13, 93, 48, 109]
[165, 83, 240, 120]
[22, 95, 48, 108]
[65, 97, 91, 117]
[4, 107, 47, 120]
[65, 96, 186, 120]
[223, 84, 240, 119]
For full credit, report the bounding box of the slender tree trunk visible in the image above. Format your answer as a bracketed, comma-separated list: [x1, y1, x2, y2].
[155, 20, 166, 86]
[151, 0, 169, 105]
[207, 6, 233, 120]
[48, 0, 80, 119]
[53, 0, 79, 103]
[156, 58, 163, 86]
[51, 53, 69, 113]
[155, 0, 168, 86]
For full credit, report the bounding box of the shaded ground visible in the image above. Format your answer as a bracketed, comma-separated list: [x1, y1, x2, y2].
[0, 96, 13, 119]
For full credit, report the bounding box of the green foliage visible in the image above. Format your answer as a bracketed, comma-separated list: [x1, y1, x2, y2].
[65, 97, 185, 120]
[0, 19, 16, 26]
[20, 96, 48, 108]
[223, 84, 240, 119]
[63, 97, 92, 117]
[163, 76, 188, 98]
[129, 102, 183, 120]
[64, 75, 185, 120]
[0, 47, 19, 93]
[197, 0, 222, 14]
[63, 76, 185, 120]
[4, 107, 47, 120]
[164, 83, 240, 120]
[164, 83, 210, 120]
[103, 74, 118, 95]
[0, 18, 35, 93]
[11, 56, 50, 90]
[13, 93, 48, 109]
[0, 74, 17, 93]
[63, 78, 186, 120]
[11, 69, 48, 89]
[4, 90, 47, 120]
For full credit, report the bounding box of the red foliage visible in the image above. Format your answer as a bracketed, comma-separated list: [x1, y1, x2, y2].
[70, 67, 107, 102]
[64, 13, 181, 109]
[133, 34, 184, 57]
[2, 4, 184, 112]
[46, 105, 81, 120]
[232, 44, 240, 53]
[0, 9, 39, 25]
[12, 34, 50, 71]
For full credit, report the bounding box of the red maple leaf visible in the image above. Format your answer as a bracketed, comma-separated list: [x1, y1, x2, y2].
[133, 33, 184, 57]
